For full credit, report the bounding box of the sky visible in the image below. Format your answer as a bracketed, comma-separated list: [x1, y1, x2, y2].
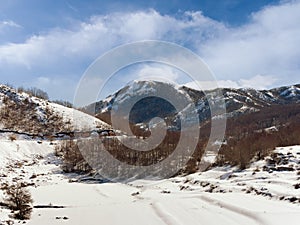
[0, 0, 300, 104]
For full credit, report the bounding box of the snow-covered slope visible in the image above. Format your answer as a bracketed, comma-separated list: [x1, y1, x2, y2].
[1, 141, 300, 224]
[0, 84, 110, 139]
[50, 102, 109, 131]
[87, 81, 300, 127]
[0, 140, 55, 167]
[175, 145, 300, 203]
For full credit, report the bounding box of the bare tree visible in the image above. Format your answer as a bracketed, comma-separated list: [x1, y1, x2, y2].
[4, 183, 33, 220]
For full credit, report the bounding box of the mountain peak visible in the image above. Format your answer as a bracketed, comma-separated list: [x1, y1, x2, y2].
[88, 82, 300, 127]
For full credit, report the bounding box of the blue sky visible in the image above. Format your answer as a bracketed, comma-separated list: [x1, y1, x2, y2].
[1, 0, 300, 103]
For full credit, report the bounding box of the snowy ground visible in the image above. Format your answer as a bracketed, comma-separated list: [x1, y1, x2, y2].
[49, 102, 110, 131]
[1, 140, 300, 225]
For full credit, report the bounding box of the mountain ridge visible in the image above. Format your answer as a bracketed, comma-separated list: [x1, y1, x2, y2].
[79, 81, 300, 171]
[82, 81, 300, 126]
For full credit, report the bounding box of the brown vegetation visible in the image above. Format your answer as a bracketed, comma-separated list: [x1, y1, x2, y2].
[0, 95, 67, 137]
[211, 103, 300, 169]
[56, 139, 92, 173]
[59, 103, 300, 176]
[17, 86, 49, 100]
[3, 183, 33, 220]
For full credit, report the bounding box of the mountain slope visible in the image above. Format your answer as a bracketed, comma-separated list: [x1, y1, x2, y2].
[85, 82, 300, 126]
[0, 84, 110, 139]
[81, 81, 300, 172]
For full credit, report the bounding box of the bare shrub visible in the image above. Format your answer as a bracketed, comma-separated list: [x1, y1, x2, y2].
[0, 95, 66, 136]
[8, 135, 17, 141]
[21, 87, 49, 100]
[215, 103, 300, 169]
[4, 183, 33, 220]
[57, 139, 92, 173]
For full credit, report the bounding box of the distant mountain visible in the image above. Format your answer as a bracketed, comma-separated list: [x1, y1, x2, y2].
[83, 81, 300, 127]
[80, 81, 300, 172]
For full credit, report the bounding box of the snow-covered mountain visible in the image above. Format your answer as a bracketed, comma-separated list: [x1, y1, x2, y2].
[80, 81, 300, 173]
[0, 82, 300, 224]
[0, 84, 110, 139]
[84, 81, 300, 127]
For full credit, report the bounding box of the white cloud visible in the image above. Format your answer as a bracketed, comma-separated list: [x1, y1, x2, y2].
[0, 10, 224, 69]
[239, 75, 278, 89]
[185, 75, 278, 91]
[36, 76, 51, 85]
[0, 20, 21, 29]
[136, 64, 180, 83]
[200, 0, 300, 86]
[0, 1, 300, 101]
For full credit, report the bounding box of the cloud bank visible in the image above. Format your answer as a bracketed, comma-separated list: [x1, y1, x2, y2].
[0, 1, 299, 101]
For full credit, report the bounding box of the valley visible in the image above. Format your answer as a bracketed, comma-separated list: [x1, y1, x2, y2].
[0, 83, 299, 224]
